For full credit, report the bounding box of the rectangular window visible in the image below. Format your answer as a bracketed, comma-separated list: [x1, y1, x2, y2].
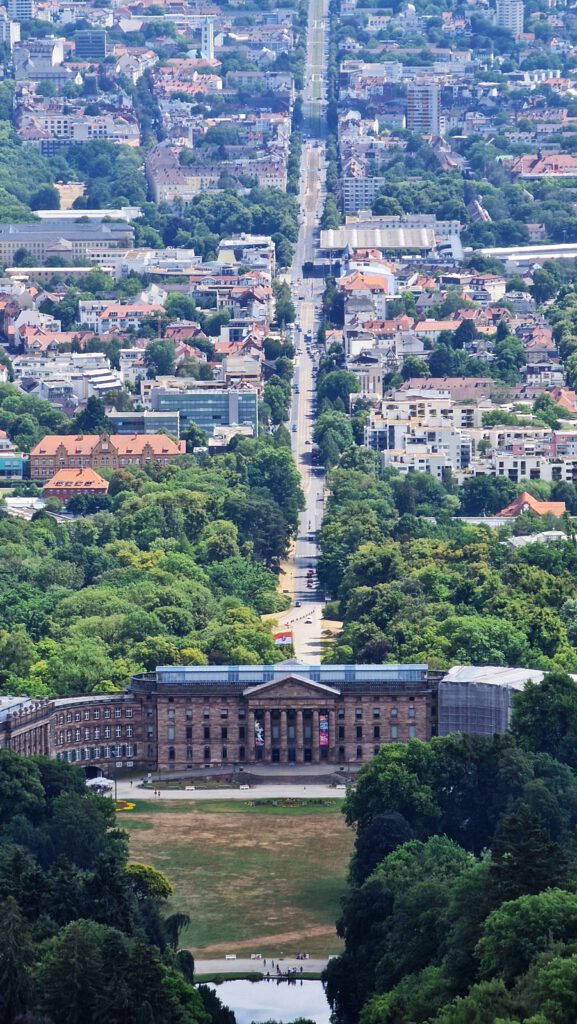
[104, 726, 111, 739]
[93, 710, 100, 720]
[75, 729, 81, 741]
[186, 726, 192, 740]
[115, 709, 122, 719]
[408, 725, 417, 739]
[220, 708, 228, 719]
[167, 726, 175, 741]
[390, 708, 398, 718]
[238, 709, 246, 720]
[126, 725, 133, 738]
[204, 726, 210, 740]
[94, 727, 100, 740]
[104, 709, 111, 719]
[408, 707, 416, 719]
[373, 708, 380, 719]
[355, 708, 362, 720]
[186, 746, 193, 759]
[356, 726, 363, 739]
[222, 746, 228, 760]
[391, 725, 398, 739]
[239, 726, 245, 740]
[203, 708, 210, 720]
[186, 709, 193, 721]
[115, 725, 122, 738]
[75, 712, 81, 722]
[204, 746, 210, 762]
[356, 745, 363, 760]
[84, 710, 90, 721]
[167, 708, 175, 720]
[373, 725, 380, 739]
[338, 725, 345, 739]
[221, 727, 228, 741]
[126, 708, 133, 719]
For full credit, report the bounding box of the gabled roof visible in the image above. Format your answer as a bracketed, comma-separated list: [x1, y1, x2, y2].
[497, 491, 566, 518]
[243, 673, 341, 697]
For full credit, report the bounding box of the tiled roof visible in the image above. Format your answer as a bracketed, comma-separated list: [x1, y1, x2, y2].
[497, 491, 566, 518]
[31, 433, 184, 457]
[43, 468, 109, 491]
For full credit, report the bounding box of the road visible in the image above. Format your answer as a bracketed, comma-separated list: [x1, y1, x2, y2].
[275, 0, 329, 663]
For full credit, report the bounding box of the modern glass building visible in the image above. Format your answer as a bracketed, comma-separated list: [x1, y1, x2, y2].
[150, 388, 258, 436]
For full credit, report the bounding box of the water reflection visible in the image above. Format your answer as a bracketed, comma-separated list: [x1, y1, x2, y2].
[208, 979, 331, 1024]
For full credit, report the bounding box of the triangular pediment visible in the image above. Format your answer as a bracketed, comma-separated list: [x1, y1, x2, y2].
[243, 673, 341, 698]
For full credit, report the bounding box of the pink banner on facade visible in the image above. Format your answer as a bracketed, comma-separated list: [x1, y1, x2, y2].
[319, 712, 329, 746]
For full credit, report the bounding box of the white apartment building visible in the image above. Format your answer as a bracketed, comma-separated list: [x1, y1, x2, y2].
[364, 389, 477, 476]
[119, 347, 147, 386]
[12, 352, 111, 381]
[470, 451, 577, 484]
[496, 0, 524, 37]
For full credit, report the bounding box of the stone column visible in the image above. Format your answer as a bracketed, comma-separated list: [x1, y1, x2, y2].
[296, 708, 304, 762]
[280, 709, 288, 762]
[328, 709, 336, 762]
[312, 709, 320, 763]
[248, 709, 256, 763]
[264, 708, 272, 762]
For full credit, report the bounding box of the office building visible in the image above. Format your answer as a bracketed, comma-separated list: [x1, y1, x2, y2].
[150, 387, 259, 436]
[74, 29, 108, 58]
[406, 83, 441, 135]
[107, 410, 181, 437]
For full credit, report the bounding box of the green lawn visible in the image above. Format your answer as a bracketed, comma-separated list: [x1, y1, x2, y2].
[121, 800, 353, 957]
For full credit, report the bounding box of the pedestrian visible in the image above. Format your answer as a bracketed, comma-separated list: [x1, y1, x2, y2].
[130, 780, 133, 788]
[264, 959, 267, 967]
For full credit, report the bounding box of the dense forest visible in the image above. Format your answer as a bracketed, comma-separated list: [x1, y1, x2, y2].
[0, 748, 233, 1024]
[324, 673, 577, 1024]
[319, 457, 577, 671]
[0, 433, 303, 697]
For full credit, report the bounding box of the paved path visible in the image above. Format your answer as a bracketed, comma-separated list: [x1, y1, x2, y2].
[196, 957, 329, 976]
[117, 782, 346, 801]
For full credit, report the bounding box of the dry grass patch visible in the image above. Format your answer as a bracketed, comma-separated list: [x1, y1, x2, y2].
[123, 802, 352, 957]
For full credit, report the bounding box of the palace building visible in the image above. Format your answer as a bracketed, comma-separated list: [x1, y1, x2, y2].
[0, 661, 436, 773]
[0, 660, 541, 775]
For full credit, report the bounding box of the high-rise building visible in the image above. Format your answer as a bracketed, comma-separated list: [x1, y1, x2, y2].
[406, 83, 440, 136]
[6, 0, 32, 20]
[0, 8, 20, 49]
[74, 30, 108, 59]
[200, 16, 214, 60]
[496, 0, 524, 38]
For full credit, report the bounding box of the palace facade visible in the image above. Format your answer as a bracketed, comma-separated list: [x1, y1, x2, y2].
[0, 660, 438, 773]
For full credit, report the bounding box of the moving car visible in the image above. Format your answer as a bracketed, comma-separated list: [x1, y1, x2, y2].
[305, 618, 313, 624]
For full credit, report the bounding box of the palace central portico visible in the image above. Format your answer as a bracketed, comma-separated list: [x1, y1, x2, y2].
[129, 660, 435, 771]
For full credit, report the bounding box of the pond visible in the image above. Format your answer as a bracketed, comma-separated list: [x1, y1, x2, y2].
[208, 979, 331, 1024]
